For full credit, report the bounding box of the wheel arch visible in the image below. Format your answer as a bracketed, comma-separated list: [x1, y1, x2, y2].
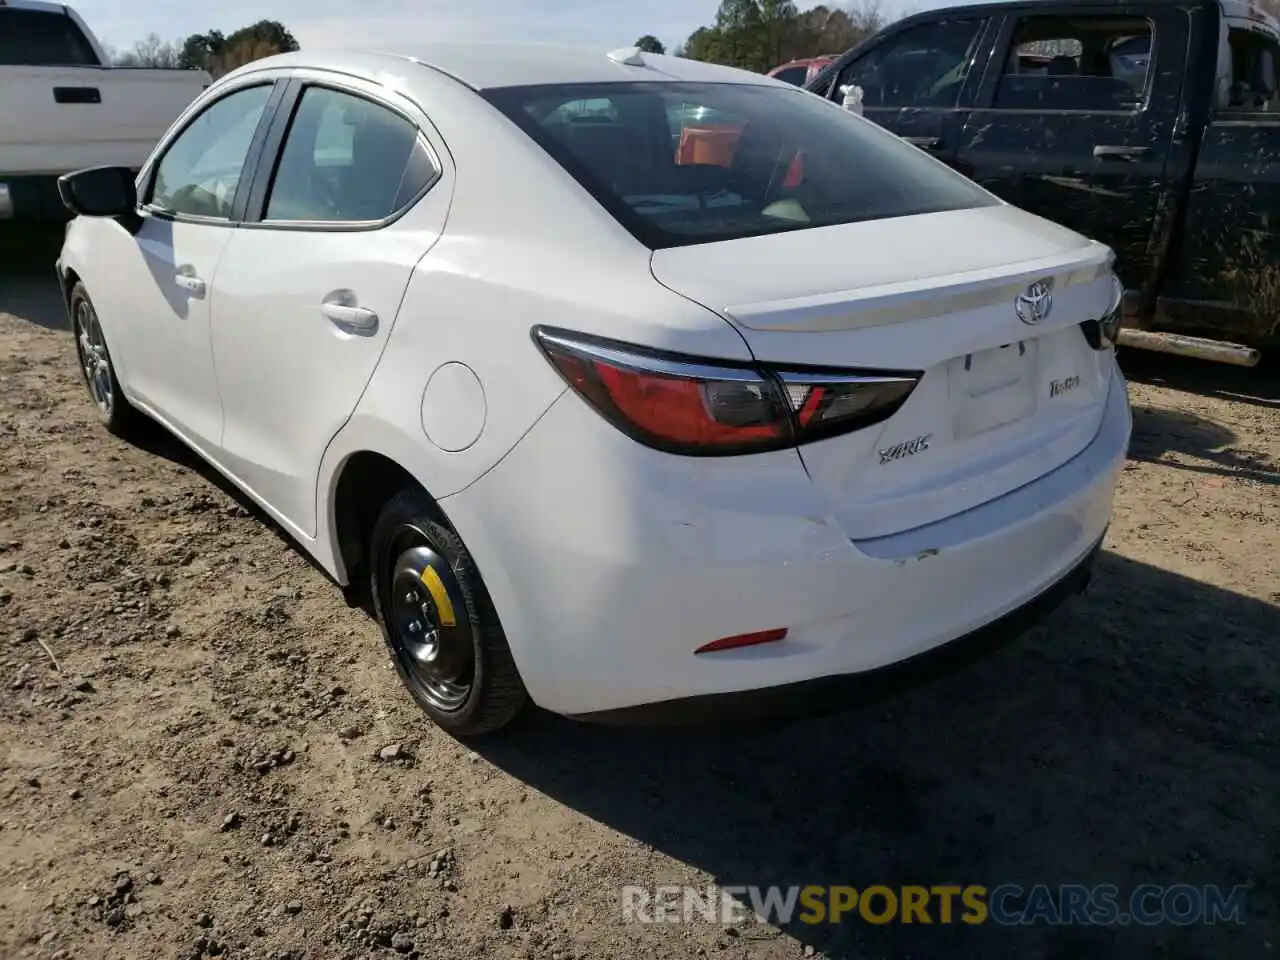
[317, 415, 481, 585]
[316, 419, 533, 684]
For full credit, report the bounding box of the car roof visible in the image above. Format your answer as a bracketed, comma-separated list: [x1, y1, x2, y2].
[246, 44, 786, 92]
[0, 0, 74, 12]
[899, 0, 1233, 18]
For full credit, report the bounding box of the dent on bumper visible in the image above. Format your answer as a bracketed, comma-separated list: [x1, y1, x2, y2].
[445, 363, 1131, 719]
[573, 533, 1103, 726]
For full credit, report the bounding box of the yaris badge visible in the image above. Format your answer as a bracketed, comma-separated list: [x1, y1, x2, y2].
[1015, 278, 1054, 325]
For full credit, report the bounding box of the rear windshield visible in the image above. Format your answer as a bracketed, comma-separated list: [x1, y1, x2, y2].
[0, 9, 99, 66]
[483, 81, 997, 249]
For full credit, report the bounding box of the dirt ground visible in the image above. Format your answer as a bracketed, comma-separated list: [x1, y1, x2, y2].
[1, 230, 1276, 960]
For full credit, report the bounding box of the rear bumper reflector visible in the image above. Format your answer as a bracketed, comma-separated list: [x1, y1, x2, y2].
[695, 628, 788, 655]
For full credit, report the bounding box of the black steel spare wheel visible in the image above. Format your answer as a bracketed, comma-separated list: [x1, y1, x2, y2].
[370, 489, 527, 736]
[387, 540, 474, 712]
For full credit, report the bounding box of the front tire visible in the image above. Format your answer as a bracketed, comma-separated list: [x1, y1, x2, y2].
[69, 282, 143, 438]
[369, 488, 528, 736]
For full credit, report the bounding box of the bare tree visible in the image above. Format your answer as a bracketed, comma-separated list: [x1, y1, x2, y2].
[844, 0, 888, 38]
[114, 33, 184, 68]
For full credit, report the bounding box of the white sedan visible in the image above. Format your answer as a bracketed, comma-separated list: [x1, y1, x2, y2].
[55, 43, 1131, 734]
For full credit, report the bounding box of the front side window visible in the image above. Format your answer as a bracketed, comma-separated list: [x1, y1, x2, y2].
[149, 84, 273, 220]
[0, 9, 97, 66]
[837, 20, 985, 109]
[263, 86, 436, 224]
[484, 80, 998, 249]
[994, 16, 1153, 111]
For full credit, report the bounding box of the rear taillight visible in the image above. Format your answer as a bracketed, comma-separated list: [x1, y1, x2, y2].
[532, 326, 920, 456]
[1082, 273, 1124, 350]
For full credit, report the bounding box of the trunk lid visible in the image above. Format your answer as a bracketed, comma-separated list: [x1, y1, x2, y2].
[650, 205, 1120, 540]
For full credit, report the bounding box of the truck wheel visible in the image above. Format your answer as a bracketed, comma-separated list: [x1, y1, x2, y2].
[369, 487, 528, 736]
[70, 282, 143, 438]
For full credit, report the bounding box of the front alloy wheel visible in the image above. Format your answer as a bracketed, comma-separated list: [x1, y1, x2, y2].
[69, 281, 141, 437]
[74, 298, 114, 417]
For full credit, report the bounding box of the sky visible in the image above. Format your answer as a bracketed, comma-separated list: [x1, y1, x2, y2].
[68, 0, 942, 60]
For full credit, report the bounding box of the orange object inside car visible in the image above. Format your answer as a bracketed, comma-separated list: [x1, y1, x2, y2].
[675, 124, 805, 187]
[675, 124, 744, 167]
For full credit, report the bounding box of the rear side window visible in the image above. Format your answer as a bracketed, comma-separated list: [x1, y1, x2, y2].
[483, 80, 997, 249]
[264, 86, 437, 224]
[771, 65, 809, 85]
[1222, 26, 1280, 111]
[995, 16, 1153, 111]
[0, 9, 98, 66]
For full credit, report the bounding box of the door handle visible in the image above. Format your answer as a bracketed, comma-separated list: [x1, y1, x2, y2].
[174, 273, 206, 298]
[54, 86, 101, 104]
[903, 135, 943, 151]
[1092, 144, 1150, 161]
[321, 291, 379, 336]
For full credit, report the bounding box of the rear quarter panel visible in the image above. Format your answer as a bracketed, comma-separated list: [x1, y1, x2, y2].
[314, 66, 752, 580]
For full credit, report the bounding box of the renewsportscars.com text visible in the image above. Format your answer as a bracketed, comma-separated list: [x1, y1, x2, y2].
[622, 883, 1249, 927]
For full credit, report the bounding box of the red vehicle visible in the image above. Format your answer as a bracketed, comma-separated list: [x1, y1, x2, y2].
[767, 55, 837, 85]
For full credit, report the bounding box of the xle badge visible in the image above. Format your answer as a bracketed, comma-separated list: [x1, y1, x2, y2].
[879, 434, 932, 465]
[1049, 375, 1081, 398]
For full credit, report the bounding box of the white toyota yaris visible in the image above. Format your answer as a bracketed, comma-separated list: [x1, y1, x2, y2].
[55, 44, 1132, 734]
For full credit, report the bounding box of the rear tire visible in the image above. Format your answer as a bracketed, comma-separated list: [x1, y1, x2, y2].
[69, 282, 143, 439]
[369, 487, 527, 736]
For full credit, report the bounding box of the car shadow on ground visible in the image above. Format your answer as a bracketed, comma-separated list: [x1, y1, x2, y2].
[472, 551, 1276, 960]
[0, 227, 70, 331]
[0, 275, 68, 331]
[1121, 348, 1280, 409]
[1128, 404, 1278, 487]
[120, 416, 348, 589]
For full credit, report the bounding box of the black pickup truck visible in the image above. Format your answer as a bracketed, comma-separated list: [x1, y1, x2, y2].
[807, 0, 1280, 366]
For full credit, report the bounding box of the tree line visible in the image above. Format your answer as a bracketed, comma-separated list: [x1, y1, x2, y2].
[106, 20, 298, 79]
[110, 2, 897, 82]
[645, 0, 898, 74]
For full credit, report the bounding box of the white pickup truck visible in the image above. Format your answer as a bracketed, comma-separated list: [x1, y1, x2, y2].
[0, 0, 210, 222]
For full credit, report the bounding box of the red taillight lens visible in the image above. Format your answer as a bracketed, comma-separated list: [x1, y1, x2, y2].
[535, 328, 791, 455]
[533, 327, 921, 456]
[776, 371, 919, 445]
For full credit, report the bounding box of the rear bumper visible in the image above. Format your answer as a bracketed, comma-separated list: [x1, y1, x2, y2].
[442, 360, 1131, 719]
[576, 533, 1101, 725]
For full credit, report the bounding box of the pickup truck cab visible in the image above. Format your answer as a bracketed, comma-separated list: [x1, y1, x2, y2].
[0, 0, 210, 222]
[808, 0, 1280, 364]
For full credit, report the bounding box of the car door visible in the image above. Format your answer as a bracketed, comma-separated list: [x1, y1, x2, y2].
[818, 15, 995, 170]
[83, 79, 282, 450]
[953, 5, 1186, 293]
[1157, 19, 1280, 345]
[208, 74, 452, 538]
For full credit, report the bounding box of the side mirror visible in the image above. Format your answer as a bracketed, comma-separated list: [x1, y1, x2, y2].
[57, 166, 138, 218]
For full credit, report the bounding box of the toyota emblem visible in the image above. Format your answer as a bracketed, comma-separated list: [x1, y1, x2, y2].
[1015, 278, 1054, 325]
